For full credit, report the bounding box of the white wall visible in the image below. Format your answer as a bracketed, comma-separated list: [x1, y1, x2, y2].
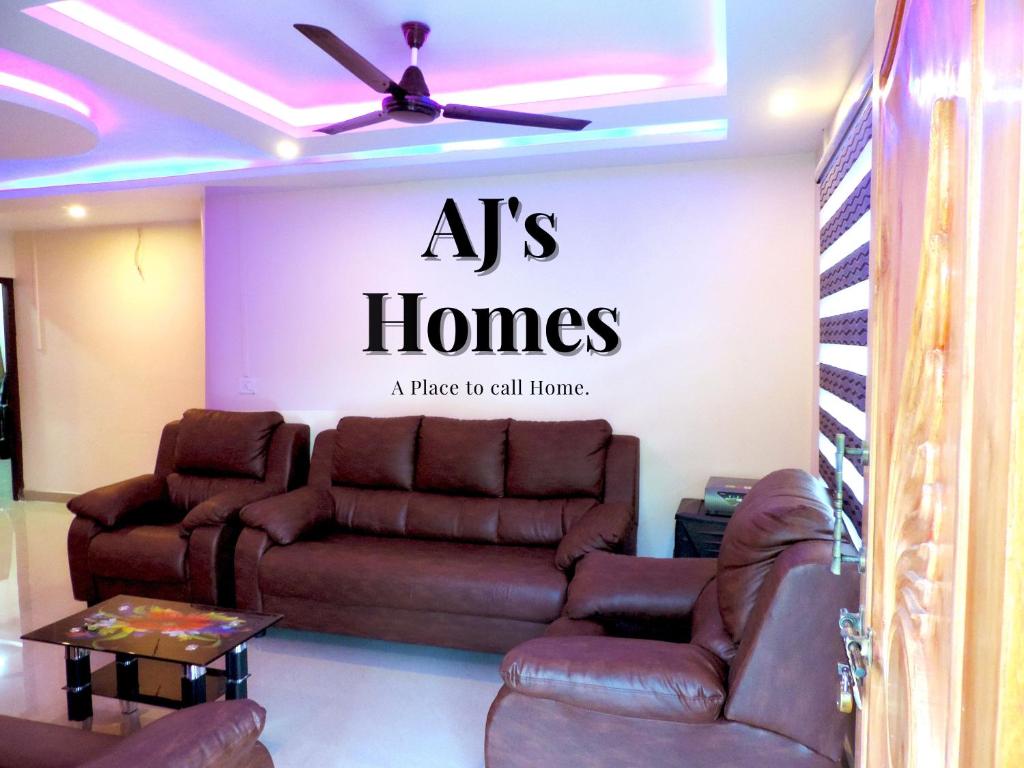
[13, 222, 205, 494]
[205, 155, 817, 556]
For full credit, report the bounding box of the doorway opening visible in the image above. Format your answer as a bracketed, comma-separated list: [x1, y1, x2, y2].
[0, 278, 23, 501]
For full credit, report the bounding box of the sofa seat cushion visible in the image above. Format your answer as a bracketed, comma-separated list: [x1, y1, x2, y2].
[328, 487, 598, 546]
[167, 474, 263, 512]
[259, 534, 567, 622]
[501, 636, 727, 724]
[88, 525, 188, 583]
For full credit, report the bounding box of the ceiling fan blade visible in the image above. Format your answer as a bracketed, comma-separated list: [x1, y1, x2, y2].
[442, 104, 590, 131]
[315, 111, 391, 135]
[294, 24, 404, 98]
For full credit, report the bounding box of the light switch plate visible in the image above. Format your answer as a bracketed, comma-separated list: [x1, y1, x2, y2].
[239, 376, 257, 395]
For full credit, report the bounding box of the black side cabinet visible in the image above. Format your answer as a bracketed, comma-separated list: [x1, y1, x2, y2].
[674, 498, 730, 558]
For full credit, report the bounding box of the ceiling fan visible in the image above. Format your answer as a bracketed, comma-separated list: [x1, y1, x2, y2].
[294, 21, 591, 135]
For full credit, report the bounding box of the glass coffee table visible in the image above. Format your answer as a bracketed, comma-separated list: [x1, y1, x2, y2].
[22, 595, 282, 724]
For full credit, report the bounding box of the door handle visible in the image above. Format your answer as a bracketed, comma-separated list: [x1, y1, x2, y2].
[830, 432, 868, 575]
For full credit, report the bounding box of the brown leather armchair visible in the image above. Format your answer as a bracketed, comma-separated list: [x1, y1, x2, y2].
[485, 469, 858, 768]
[0, 700, 273, 768]
[67, 409, 309, 607]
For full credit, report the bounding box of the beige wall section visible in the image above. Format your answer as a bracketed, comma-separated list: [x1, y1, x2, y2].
[0, 230, 14, 277]
[12, 222, 204, 495]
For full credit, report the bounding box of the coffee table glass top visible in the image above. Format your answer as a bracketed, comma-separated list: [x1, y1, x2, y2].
[22, 595, 282, 666]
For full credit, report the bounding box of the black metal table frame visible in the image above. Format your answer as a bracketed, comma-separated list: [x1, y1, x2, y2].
[63, 641, 251, 724]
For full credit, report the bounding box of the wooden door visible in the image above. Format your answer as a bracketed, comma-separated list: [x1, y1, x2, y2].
[862, 0, 1024, 766]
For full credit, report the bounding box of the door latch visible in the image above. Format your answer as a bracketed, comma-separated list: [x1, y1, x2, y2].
[836, 608, 871, 712]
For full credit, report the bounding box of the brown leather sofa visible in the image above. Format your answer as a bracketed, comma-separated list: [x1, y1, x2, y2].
[0, 700, 273, 768]
[67, 409, 309, 606]
[485, 469, 858, 768]
[235, 416, 639, 652]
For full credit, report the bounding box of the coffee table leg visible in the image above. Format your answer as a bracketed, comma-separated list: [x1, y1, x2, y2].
[181, 664, 207, 706]
[115, 654, 139, 714]
[64, 647, 92, 723]
[226, 643, 249, 700]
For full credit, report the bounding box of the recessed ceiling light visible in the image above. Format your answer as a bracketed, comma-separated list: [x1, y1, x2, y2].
[768, 88, 801, 118]
[66, 203, 87, 219]
[275, 139, 299, 160]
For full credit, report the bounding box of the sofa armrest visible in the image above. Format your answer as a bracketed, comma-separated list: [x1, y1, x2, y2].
[181, 485, 281, 533]
[234, 528, 273, 612]
[554, 502, 632, 570]
[68, 517, 104, 603]
[603, 435, 639, 554]
[68, 474, 167, 528]
[566, 551, 717, 622]
[240, 486, 333, 545]
[78, 701, 266, 768]
[501, 636, 725, 723]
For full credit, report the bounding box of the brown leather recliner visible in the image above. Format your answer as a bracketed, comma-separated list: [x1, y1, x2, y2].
[485, 469, 858, 768]
[67, 409, 309, 606]
[235, 416, 639, 653]
[0, 700, 273, 768]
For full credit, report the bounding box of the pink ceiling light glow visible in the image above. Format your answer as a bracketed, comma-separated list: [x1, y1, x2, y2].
[24, 0, 727, 137]
[0, 48, 96, 117]
[0, 70, 90, 116]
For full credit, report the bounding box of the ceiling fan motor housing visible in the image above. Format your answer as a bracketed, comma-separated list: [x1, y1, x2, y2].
[384, 62, 439, 123]
[384, 93, 441, 123]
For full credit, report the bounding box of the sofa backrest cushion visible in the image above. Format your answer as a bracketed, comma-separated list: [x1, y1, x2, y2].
[414, 417, 509, 497]
[310, 416, 639, 545]
[332, 416, 420, 490]
[716, 468, 835, 643]
[329, 486, 596, 545]
[173, 409, 282, 479]
[507, 419, 611, 498]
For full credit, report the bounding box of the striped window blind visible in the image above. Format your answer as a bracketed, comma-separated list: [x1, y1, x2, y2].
[816, 95, 871, 531]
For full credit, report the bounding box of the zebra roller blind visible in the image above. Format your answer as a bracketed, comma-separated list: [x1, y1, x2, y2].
[816, 94, 871, 531]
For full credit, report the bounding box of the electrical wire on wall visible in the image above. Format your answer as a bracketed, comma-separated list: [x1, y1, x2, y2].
[133, 226, 144, 280]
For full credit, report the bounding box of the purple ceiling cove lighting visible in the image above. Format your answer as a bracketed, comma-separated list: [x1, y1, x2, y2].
[0, 48, 106, 125]
[23, 0, 727, 136]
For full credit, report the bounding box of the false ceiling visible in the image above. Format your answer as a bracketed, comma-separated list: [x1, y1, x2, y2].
[0, 0, 872, 212]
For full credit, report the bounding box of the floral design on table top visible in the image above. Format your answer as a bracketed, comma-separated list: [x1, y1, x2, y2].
[67, 603, 246, 651]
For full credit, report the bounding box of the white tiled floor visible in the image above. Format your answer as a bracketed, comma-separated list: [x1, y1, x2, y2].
[0, 502, 502, 768]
